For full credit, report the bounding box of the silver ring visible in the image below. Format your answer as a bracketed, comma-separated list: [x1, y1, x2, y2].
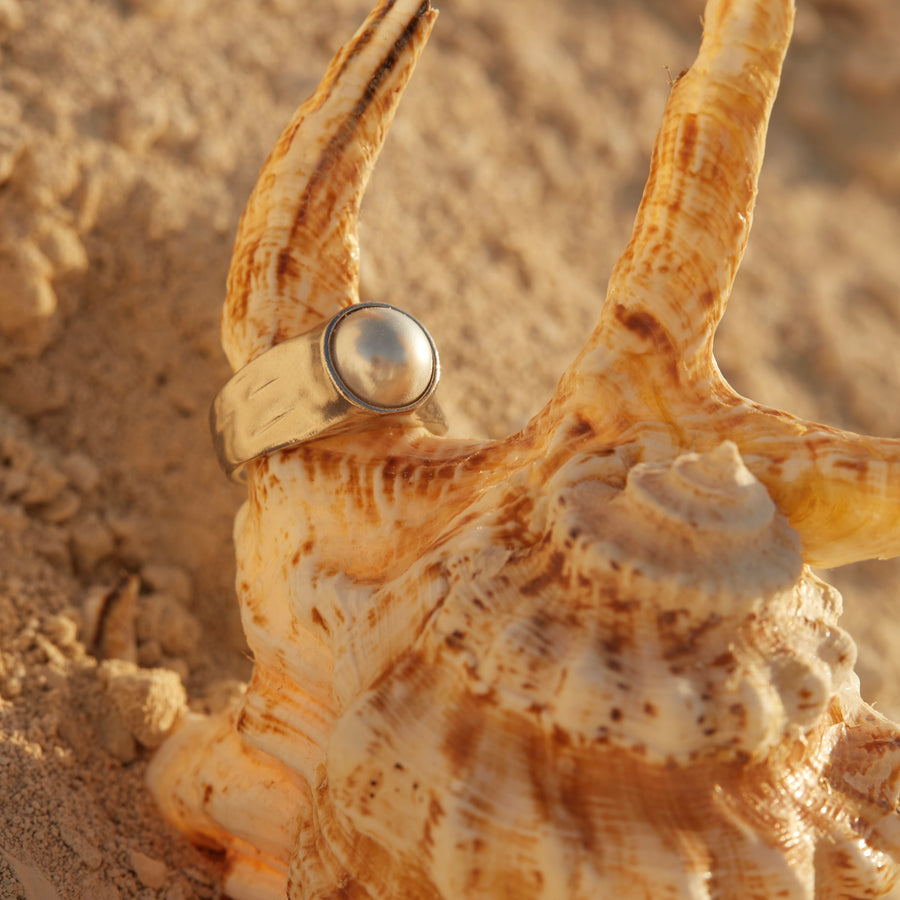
[210, 303, 447, 480]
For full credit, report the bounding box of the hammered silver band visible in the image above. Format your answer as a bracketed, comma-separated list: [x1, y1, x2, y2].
[210, 303, 446, 480]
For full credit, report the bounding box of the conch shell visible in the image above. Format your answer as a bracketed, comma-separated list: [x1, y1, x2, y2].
[147, 0, 900, 897]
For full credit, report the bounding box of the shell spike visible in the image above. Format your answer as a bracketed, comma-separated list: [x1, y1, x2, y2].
[222, 0, 438, 371]
[714, 398, 900, 567]
[557, 0, 795, 416]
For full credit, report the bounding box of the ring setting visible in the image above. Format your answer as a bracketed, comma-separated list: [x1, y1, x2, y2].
[211, 303, 446, 479]
[325, 303, 439, 412]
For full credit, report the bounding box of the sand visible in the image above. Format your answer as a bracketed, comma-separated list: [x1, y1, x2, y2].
[0, 0, 898, 896]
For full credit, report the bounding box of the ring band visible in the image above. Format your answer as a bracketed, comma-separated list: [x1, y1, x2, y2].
[210, 303, 447, 480]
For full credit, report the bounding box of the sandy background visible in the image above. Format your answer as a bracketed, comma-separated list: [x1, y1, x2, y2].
[0, 0, 898, 896]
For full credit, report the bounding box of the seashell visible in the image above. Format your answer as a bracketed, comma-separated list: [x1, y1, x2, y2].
[147, 0, 900, 898]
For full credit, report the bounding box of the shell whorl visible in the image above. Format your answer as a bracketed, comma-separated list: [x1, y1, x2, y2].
[398, 443, 849, 764]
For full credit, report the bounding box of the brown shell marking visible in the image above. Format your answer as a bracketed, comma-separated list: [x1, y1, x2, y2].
[147, 0, 900, 898]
